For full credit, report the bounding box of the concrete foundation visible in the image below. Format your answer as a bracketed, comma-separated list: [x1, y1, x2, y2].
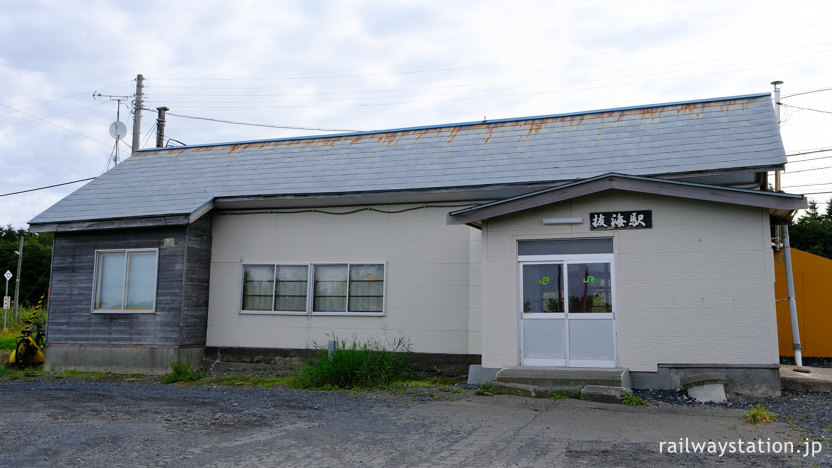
[204, 347, 480, 377]
[44, 344, 205, 375]
[467, 365, 501, 385]
[496, 367, 631, 389]
[630, 364, 781, 399]
[580, 385, 632, 404]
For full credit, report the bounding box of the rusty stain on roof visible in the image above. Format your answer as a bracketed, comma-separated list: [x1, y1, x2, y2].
[144, 96, 765, 156]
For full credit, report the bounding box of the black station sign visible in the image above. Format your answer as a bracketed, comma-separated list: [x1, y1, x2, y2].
[589, 210, 652, 230]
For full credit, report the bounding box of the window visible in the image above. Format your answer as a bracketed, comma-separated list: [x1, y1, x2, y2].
[93, 249, 158, 313]
[242, 264, 310, 312]
[241, 263, 385, 315]
[313, 265, 347, 312]
[242, 265, 275, 311]
[521, 261, 611, 315]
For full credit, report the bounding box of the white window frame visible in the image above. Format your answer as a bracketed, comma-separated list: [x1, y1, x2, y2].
[92, 248, 159, 314]
[240, 263, 310, 316]
[239, 262, 387, 317]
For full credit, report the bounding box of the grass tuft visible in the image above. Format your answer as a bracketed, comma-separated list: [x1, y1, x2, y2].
[293, 335, 412, 389]
[621, 393, 645, 406]
[745, 405, 774, 424]
[475, 381, 493, 395]
[161, 361, 204, 384]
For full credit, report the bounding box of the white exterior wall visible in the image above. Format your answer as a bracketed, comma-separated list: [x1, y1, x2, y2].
[481, 191, 778, 371]
[207, 205, 481, 355]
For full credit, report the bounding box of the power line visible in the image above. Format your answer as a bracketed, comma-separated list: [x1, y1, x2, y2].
[0, 101, 110, 147]
[787, 154, 832, 164]
[0, 178, 96, 198]
[780, 103, 832, 116]
[787, 164, 832, 174]
[0, 102, 109, 131]
[145, 47, 832, 107]
[0, 79, 132, 117]
[782, 182, 832, 189]
[142, 53, 832, 111]
[781, 86, 832, 99]
[151, 21, 832, 82]
[142, 107, 361, 132]
[787, 148, 832, 158]
[147, 44, 831, 97]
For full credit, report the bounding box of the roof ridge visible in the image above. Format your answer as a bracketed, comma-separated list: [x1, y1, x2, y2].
[140, 92, 772, 152]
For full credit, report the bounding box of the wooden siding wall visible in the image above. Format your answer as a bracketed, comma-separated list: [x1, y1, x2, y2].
[181, 214, 213, 346]
[47, 216, 213, 347]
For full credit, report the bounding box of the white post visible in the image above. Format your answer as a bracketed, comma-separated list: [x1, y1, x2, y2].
[13, 235, 22, 321]
[782, 225, 802, 366]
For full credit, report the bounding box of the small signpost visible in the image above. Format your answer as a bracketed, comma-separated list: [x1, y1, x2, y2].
[3, 270, 11, 332]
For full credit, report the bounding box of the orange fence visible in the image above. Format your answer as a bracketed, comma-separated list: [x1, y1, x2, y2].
[775, 248, 832, 358]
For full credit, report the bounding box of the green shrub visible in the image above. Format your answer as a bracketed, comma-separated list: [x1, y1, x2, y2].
[475, 381, 493, 395]
[161, 361, 204, 384]
[293, 336, 412, 389]
[745, 405, 773, 424]
[621, 393, 645, 406]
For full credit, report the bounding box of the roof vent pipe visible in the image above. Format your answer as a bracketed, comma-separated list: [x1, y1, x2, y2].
[155, 106, 169, 148]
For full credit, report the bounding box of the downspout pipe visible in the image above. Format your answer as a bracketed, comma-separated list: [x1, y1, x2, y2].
[782, 224, 802, 366]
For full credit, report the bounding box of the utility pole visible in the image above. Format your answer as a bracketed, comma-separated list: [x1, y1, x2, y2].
[13, 236, 22, 321]
[131, 74, 144, 154]
[772, 80, 803, 367]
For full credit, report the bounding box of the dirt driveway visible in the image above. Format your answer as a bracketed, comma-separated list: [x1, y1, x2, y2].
[1, 379, 828, 467]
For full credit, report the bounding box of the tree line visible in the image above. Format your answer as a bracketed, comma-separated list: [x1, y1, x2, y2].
[0, 225, 53, 308]
[788, 199, 832, 260]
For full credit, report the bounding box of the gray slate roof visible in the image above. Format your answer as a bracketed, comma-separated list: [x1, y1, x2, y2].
[30, 93, 786, 225]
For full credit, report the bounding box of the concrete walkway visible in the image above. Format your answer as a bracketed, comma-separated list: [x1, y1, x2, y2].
[780, 365, 832, 392]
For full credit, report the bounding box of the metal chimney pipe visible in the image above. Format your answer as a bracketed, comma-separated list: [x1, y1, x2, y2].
[156, 106, 169, 148]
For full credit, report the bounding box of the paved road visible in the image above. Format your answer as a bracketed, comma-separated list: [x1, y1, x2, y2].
[1, 379, 828, 467]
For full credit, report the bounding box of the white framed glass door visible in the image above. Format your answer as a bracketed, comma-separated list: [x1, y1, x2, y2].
[519, 254, 616, 367]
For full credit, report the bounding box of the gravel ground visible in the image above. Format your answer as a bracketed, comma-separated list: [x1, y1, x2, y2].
[634, 388, 832, 442]
[1, 375, 830, 467]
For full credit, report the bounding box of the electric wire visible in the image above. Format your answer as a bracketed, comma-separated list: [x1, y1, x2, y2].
[0, 178, 96, 197]
[220, 204, 479, 216]
[787, 154, 832, 164]
[0, 79, 133, 117]
[0, 101, 110, 147]
[152, 20, 832, 82]
[143, 54, 832, 111]
[780, 103, 832, 115]
[786, 164, 832, 174]
[787, 148, 832, 158]
[142, 107, 361, 132]
[0, 102, 110, 131]
[781, 182, 832, 189]
[781, 87, 832, 99]
[147, 44, 832, 96]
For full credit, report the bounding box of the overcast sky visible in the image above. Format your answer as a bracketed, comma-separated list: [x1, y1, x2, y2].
[2, 0, 832, 229]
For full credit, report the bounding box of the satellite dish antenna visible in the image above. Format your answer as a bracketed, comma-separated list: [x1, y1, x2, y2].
[109, 121, 127, 140]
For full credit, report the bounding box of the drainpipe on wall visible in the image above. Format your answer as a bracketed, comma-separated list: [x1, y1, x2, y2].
[782, 224, 802, 367]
